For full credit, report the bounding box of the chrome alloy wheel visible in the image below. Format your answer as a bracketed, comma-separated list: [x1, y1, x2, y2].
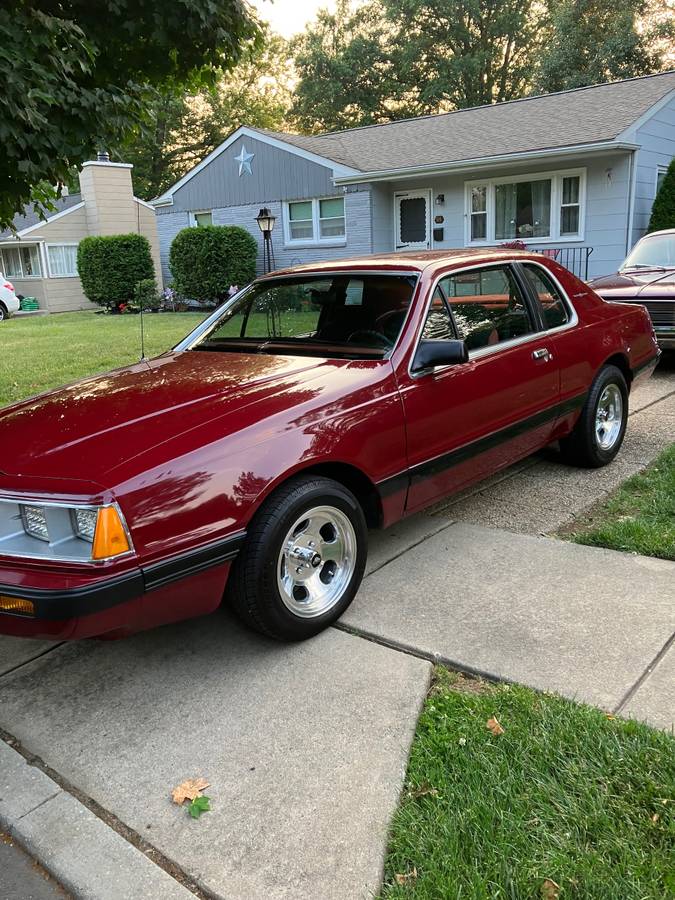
[595, 383, 623, 450]
[277, 505, 357, 618]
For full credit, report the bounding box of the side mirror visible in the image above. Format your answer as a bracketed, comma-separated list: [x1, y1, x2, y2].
[412, 339, 469, 372]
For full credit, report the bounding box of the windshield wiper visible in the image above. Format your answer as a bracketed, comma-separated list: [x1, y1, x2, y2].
[622, 264, 668, 271]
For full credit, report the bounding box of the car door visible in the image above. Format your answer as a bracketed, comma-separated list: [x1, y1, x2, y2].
[398, 262, 561, 512]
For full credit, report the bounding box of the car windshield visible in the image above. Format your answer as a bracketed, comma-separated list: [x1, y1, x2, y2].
[622, 233, 675, 270]
[186, 273, 418, 359]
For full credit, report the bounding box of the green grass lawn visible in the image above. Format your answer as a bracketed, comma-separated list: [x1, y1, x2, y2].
[381, 668, 674, 899]
[566, 445, 675, 561]
[0, 311, 205, 408]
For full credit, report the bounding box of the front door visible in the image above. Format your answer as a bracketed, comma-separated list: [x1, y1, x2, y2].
[395, 190, 431, 250]
[398, 263, 561, 511]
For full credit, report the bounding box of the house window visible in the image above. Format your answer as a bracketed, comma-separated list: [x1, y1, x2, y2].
[0, 245, 42, 278]
[560, 176, 580, 235]
[47, 244, 78, 277]
[466, 169, 585, 245]
[470, 186, 487, 241]
[192, 211, 212, 227]
[656, 166, 668, 194]
[285, 198, 345, 245]
[319, 198, 346, 238]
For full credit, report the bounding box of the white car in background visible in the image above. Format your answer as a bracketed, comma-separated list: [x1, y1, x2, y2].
[0, 275, 20, 321]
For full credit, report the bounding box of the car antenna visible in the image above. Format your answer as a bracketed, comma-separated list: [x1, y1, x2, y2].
[139, 289, 147, 361]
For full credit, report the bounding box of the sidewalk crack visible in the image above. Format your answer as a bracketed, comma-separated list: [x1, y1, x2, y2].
[613, 630, 675, 715]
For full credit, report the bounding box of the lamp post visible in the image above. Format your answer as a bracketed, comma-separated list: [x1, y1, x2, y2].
[255, 207, 276, 274]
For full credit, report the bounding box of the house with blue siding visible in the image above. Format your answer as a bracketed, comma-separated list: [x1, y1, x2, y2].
[152, 72, 675, 284]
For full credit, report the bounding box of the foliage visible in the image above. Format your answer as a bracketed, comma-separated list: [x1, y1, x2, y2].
[648, 158, 675, 232]
[0, 311, 204, 408]
[187, 795, 211, 819]
[77, 234, 154, 309]
[134, 278, 160, 310]
[0, 1, 260, 230]
[169, 226, 257, 303]
[291, 1, 396, 132]
[118, 28, 293, 199]
[290, 0, 673, 132]
[569, 444, 675, 560]
[381, 668, 675, 898]
[534, 0, 664, 92]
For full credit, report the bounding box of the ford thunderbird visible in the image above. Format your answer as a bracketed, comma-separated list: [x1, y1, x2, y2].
[0, 250, 659, 642]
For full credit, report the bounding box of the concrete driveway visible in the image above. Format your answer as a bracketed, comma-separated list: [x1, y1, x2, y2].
[1, 360, 673, 899]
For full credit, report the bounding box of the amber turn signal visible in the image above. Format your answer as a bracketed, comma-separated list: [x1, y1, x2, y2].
[0, 596, 35, 616]
[91, 506, 131, 560]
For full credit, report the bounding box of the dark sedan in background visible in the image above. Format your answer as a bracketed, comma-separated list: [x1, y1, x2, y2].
[589, 229, 675, 350]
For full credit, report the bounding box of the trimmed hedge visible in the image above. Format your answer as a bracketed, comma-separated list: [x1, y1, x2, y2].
[648, 158, 675, 233]
[169, 225, 257, 303]
[77, 233, 154, 308]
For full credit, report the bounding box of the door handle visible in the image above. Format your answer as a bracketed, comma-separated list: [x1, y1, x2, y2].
[532, 347, 551, 360]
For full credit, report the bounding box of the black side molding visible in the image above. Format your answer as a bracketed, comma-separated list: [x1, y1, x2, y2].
[142, 532, 246, 592]
[0, 531, 246, 620]
[376, 393, 587, 499]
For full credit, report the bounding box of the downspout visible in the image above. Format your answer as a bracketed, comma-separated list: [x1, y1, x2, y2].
[625, 148, 638, 257]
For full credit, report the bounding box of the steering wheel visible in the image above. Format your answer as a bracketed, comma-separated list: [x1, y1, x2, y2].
[347, 329, 393, 349]
[375, 309, 406, 342]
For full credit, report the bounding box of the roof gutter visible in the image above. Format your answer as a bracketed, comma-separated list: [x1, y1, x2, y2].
[333, 140, 640, 185]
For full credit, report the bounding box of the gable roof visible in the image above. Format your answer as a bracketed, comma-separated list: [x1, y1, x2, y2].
[253, 71, 675, 174]
[154, 71, 675, 202]
[0, 193, 83, 240]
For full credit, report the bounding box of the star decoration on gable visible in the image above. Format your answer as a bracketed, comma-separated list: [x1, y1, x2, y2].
[234, 145, 254, 177]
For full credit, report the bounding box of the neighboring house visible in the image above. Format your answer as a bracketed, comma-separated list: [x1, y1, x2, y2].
[0, 157, 161, 313]
[153, 71, 675, 282]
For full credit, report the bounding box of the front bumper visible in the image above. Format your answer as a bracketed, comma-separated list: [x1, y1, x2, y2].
[0, 532, 245, 639]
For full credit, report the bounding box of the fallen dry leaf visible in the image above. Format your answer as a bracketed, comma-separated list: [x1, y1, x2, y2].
[541, 878, 560, 900]
[409, 783, 439, 799]
[394, 867, 417, 886]
[651, 813, 660, 823]
[171, 777, 210, 805]
[486, 717, 505, 736]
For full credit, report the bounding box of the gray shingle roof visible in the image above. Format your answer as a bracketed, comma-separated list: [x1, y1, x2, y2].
[254, 72, 675, 173]
[0, 193, 83, 240]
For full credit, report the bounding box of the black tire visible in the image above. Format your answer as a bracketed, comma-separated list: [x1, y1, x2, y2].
[227, 475, 368, 641]
[0, 303, 6, 322]
[559, 364, 628, 468]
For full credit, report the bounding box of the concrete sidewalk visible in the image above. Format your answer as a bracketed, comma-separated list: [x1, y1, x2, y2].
[348, 522, 675, 724]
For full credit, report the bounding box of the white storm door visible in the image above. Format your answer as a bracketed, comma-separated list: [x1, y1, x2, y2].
[394, 190, 431, 250]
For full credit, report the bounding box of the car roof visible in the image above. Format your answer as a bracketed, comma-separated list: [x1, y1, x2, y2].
[638, 229, 675, 238]
[263, 248, 544, 279]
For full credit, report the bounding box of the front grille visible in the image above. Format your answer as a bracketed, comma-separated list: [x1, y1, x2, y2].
[640, 300, 675, 328]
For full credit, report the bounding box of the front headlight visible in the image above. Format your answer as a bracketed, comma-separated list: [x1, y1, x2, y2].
[0, 499, 133, 563]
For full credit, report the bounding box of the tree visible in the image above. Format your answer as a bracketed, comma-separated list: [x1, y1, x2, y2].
[289, 0, 673, 134]
[0, 1, 260, 229]
[385, 0, 543, 112]
[648, 158, 675, 232]
[534, 0, 663, 93]
[118, 30, 293, 200]
[291, 1, 396, 132]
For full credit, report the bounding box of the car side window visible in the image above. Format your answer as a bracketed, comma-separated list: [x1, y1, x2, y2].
[420, 286, 457, 340]
[439, 266, 534, 351]
[522, 264, 569, 329]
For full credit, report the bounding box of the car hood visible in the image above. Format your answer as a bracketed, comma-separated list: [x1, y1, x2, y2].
[589, 268, 675, 299]
[0, 351, 351, 486]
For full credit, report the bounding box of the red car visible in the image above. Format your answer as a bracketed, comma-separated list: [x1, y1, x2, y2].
[589, 229, 675, 350]
[0, 250, 659, 642]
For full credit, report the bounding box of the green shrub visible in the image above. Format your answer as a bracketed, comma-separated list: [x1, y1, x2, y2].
[169, 225, 257, 303]
[133, 277, 159, 309]
[648, 158, 675, 232]
[77, 234, 155, 308]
